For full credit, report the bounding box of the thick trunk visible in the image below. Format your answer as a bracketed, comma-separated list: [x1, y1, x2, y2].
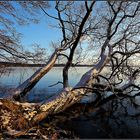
[62, 2, 95, 88]
[63, 61, 71, 88]
[63, 69, 69, 88]
[0, 52, 112, 136]
[31, 54, 110, 124]
[13, 1, 95, 98]
[13, 50, 59, 101]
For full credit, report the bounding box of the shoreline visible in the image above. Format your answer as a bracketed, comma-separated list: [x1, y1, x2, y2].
[0, 62, 139, 67]
[0, 62, 95, 67]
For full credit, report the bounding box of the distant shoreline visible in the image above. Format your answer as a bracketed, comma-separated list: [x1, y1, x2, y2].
[0, 62, 139, 67]
[0, 62, 94, 67]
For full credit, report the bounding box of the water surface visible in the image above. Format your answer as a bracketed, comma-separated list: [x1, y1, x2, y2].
[0, 67, 90, 101]
[0, 66, 140, 138]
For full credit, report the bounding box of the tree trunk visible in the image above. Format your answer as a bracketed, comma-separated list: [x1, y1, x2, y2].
[0, 52, 112, 136]
[62, 1, 95, 88]
[31, 53, 109, 124]
[13, 50, 59, 101]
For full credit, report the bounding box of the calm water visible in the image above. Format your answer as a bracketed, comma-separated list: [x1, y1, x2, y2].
[0, 67, 140, 138]
[0, 67, 90, 101]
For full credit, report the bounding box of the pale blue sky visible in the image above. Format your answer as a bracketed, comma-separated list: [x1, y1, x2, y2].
[17, 18, 61, 52]
[6, 1, 101, 57]
[15, 2, 62, 53]
[14, 1, 100, 53]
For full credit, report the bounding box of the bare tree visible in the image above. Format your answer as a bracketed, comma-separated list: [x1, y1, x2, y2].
[0, 1, 140, 138]
[0, 1, 49, 63]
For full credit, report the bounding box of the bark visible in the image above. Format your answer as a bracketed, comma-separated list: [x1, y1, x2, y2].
[12, 49, 59, 101]
[0, 51, 109, 132]
[8, 24, 112, 127]
[11, 1, 96, 100]
[63, 1, 95, 88]
[31, 53, 110, 124]
[1, 2, 140, 137]
[1, 49, 139, 136]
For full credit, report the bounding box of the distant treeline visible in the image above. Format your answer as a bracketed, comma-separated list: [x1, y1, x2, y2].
[0, 62, 93, 67]
[0, 62, 139, 67]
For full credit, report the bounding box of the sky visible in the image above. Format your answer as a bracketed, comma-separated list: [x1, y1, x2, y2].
[1, 1, 140, 65]
[13, 1, 101, 55]
[1, 1, 102, 64]
[16, 1, 63, 54]
[17, 17, 61, 53]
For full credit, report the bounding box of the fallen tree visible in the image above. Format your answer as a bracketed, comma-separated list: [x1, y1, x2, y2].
[1, 1, 140, 139]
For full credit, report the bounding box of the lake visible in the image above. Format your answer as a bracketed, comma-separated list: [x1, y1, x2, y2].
[0, 67, 140, 138]
[0, 67, 91, 101]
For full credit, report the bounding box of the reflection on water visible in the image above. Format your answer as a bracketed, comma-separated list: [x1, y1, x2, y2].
[0, 67, 90, 101]
[58, 98, 140, 138]
[0, 67, 140, 138]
